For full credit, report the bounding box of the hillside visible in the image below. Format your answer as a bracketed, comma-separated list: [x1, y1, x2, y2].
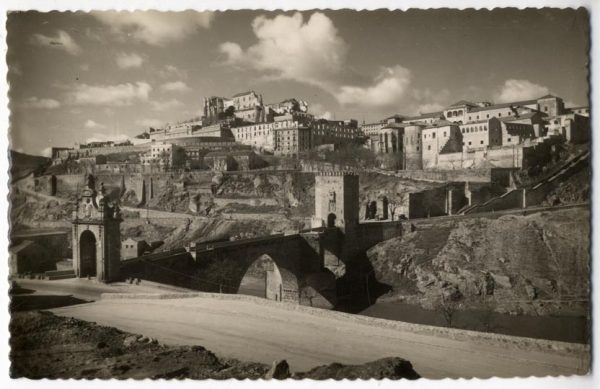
[367, 207, 590, 317]
[8, 150, 50, 182]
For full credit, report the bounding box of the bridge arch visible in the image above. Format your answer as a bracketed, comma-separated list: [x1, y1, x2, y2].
[237, 253, 299, 302]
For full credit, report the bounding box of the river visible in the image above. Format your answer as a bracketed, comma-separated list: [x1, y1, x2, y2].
[360, 301, 589, 344]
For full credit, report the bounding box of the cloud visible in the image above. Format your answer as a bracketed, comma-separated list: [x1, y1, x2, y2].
[136, 118, 163, 128]
[67, 82, 152, 106]
[158, 64, 188, 79]
[310, 103, 333, 120]
[93, 11, 214, 45]
[496, 79, 550, 103]
[22, 97, 61, 109]
[40, 147, 53, 157]
[116, 52, 144, 69]
[160, 81, 190, 92]
[219, 12, 348, 89]
[336, 66, 411, 107]
[151, 98, 184, 111]
[220, 12, 414, 111]
[85, 133, 131, 144]
[84, 119, 106, 129]
[413, 103, 445, 115]
[30, 30, 81, 55]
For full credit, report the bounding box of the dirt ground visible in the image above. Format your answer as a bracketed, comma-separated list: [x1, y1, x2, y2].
[9, 310, 418, 380]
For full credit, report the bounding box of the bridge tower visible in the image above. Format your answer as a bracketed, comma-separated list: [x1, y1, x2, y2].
[71, 175, 122, 282]
[312, 172, 359, 233]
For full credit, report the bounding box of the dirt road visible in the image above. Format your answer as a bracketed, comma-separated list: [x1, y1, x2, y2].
[51, 295, 590, 379]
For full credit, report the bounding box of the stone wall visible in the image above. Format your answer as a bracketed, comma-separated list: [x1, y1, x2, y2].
[392, 169, 491, 183]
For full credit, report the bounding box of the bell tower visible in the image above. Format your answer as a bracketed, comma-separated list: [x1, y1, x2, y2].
[72, 174, 123, 282]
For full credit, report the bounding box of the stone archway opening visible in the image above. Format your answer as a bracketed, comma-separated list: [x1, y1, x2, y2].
[238, 254, 298, 302]
[79, 230, 97, 277]
[327, 213, 337, 228]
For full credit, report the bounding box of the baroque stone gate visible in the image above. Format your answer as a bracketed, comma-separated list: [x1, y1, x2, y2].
[72, 176, 122, 282]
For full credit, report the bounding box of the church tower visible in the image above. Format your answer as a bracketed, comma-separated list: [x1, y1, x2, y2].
[72, 175, 123, 282]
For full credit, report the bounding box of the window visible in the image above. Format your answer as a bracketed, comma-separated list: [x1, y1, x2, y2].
[507, 138, 512, 142]
[462, 129, 465, 133]
[480, 140, 484, 145]
[499, 113, 502, 117]
[443, 131, 446, 137]
[432, 133, 436, 139]
[428, 145, 431, 150]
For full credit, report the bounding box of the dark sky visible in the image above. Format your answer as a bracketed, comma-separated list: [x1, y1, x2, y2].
[7, 8, 589, 155]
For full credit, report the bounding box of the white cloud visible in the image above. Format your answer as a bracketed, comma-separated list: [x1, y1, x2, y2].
[496, 79, 550, 103]
[67, 82, 152, 106]
[116, 52, 144, 69]
[84, 119, 106, 129]
[158, 64, 188, 79]
[40, 147, 53, 157]
[336, 66, 412, 107]
[136, 118, 163, 128]
[219, 12, 348, 89]
[160, 81, 190, 92]
[30, 30, 82, 56]
[93, 11, 214, 45]
[220, 12, 416, 111]
[22, 97, 61, 109]
[151, 98, 184, 111]
[413, 103, 445, 115]
[310, 103, 333, 120]
[85, 133, 131, 144]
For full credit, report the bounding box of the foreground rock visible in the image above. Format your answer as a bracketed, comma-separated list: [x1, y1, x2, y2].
[10, 311, 420, 380]
[293, 357, 420, 380]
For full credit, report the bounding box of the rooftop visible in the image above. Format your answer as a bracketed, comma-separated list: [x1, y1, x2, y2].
[468, 100, 537, 113]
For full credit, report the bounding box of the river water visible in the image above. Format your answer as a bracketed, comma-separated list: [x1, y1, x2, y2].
[360, 302, 589, 344]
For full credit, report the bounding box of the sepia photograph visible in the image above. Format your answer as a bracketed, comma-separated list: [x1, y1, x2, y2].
[3, 3, 595, 384]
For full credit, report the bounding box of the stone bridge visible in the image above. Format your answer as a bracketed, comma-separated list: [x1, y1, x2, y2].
[120, 230, 341, 309]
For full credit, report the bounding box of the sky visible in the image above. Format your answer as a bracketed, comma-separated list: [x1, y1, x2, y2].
[7, 8, 590, 156]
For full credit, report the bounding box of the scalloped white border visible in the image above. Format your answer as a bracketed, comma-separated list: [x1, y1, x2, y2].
[0, 1, 597, 389]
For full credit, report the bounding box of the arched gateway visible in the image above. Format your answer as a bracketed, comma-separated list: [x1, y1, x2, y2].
[72, 175, 122, 282]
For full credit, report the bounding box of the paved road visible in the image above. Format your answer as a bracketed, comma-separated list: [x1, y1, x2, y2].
[51, 296, 590, 379]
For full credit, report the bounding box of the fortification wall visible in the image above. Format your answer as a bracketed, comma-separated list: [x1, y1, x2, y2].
[393, 169, 491, 183]
[357, 221, 403, 250]
[466, 189, 525, 214]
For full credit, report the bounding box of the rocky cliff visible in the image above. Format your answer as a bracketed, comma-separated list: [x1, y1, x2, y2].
[367, 207, 590, 317]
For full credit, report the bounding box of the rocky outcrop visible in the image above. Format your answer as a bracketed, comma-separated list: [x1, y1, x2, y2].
[367, 207, 590, 316]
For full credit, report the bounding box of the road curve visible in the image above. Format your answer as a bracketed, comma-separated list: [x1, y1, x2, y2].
[51, 295, 590, 379]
